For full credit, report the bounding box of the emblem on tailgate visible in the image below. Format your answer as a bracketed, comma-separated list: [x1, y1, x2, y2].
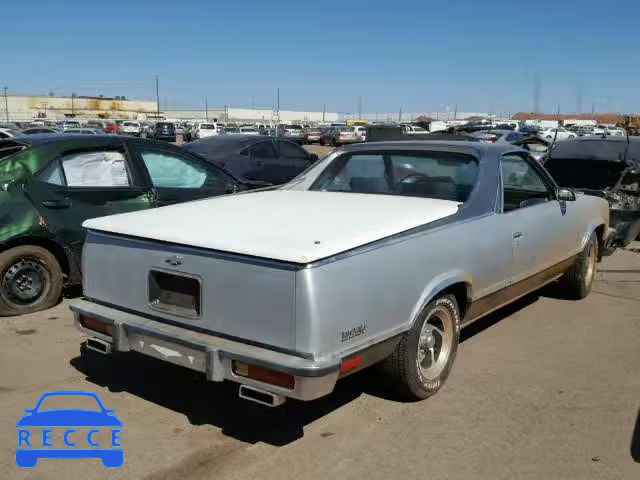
[165, 255, 184, 266]
[341, 324, 367, 342]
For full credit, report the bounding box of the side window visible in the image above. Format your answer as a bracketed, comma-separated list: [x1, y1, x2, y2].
[249, 141, 277, 159]
[501, 154, 552, 212]
[321, 154, 389, 193]
[59, 150, 132, 187]
[38, 160, 65, 186]
[139, 149, 226, 189]
[277, 140, 307, 160]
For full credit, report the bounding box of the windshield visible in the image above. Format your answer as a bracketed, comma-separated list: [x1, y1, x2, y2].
[544, 158, 626, 190]
[310, 150, 478, 202]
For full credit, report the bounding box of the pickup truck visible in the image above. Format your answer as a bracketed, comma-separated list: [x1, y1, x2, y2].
[71, 141, 610, 406]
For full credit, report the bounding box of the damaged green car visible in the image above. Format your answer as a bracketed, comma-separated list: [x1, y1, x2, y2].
[0, 134, 246, 316]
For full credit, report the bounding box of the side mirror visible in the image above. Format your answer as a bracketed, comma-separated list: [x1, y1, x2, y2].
[309, 153, 319, 162]
[556, 187, 576, 202]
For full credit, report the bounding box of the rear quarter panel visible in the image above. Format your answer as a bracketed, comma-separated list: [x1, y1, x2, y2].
[294, 214, 513, 357]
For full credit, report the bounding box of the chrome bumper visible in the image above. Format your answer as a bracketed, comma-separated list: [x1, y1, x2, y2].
[70, 299, 340, 401]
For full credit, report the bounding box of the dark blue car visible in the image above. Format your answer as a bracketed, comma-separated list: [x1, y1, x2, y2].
[16, 391, 123, 468]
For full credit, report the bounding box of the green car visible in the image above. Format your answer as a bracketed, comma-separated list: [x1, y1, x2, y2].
[0, 134, 246, 316]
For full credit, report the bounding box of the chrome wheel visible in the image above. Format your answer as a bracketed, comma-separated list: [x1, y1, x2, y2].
[0, 257, 51, 309]
[417, 306, 455, 381]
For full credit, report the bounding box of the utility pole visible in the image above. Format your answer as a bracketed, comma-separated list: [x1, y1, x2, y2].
[398, 107, 402, 123]
[205, 98, 209, 121]
[155, 75, 160, 119]
[71, 93, 76, 117]
[358, 94, 362, 120]
[454, 104, 458, 120]
[322, 103, 325, 123]
[3, 87, 8, 122]
[276, 88, 280, 137]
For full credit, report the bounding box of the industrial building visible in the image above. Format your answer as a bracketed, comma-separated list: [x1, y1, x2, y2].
[0, 94, 340, 124]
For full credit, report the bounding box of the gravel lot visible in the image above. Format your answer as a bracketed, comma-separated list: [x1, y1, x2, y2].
[1, 243, 638, 480]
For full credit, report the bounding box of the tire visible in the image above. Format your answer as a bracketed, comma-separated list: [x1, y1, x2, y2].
[382, 294, 461, 400]
[556, 232, 598, 299]
[331, 138, 337, 147]
[0, 245, 63, 316]
[319, 138, 325, 146]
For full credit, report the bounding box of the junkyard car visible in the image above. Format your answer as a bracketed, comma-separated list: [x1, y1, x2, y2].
[0, 135, 248, 316]
[71, 141, 610, 406]
[544, 136, 640, 247]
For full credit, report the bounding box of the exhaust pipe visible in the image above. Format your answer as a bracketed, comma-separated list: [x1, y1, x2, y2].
[86, 337, 112, 355]
[239, 385, 286, 407]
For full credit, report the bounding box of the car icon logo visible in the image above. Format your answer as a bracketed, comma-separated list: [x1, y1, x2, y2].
[15, 391, 123, 468]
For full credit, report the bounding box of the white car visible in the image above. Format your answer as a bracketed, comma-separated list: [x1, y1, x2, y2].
[121, 121, 141, 136]
[194, 123, 220, 139]
[537, 127, 576, 142]
[239, 126, 261, 136]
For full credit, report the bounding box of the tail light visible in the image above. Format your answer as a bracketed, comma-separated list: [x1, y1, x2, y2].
[486, 135, 497, 143]
[232, 361, 295, 390]
[78, 315, 114, 336]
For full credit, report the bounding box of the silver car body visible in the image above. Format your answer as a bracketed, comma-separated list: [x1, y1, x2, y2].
[71, 141, 610, 402]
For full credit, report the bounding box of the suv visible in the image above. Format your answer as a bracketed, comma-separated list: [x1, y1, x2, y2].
[149, 122, 176, 142]
[193, 123, 220, 139]
[121, 121, 142, 136]
[277, 124, 304, 144]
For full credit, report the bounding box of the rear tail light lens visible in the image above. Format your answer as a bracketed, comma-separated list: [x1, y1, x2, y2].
[340, 355, 362, 375]
[232, 361, 295, 390]
[78, 315, 114, 336]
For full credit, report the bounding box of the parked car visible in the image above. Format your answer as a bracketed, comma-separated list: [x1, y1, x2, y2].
[468, 130, 525, 144]
[121, 121, 142, 136]
[56, 121, 81, 130]
[149, 122, 176, 142]
[20, 127, 60, 135]
[71, 141, 609, 406]
[543, 136, 640, 247]
[537, 127, 576, 142]
[85, 120, 105, 132]
[62, 128, 101, 135]
[0, 127, 22, 139]
[104, 123, 119, 134]
[277, 124, 304, 144]
[402, 124, 430, 135]
[193, 122, 220, 140]
[303, 127, 323, 144]
[319, 126, 365, 146]
[184, 135, 319, 185]
[0, 134, 250, 316]
[239, 126, 260, 135]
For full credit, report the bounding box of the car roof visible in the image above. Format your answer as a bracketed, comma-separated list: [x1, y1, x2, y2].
[6, 134, 177, 148]
[340, 140, 520, 158]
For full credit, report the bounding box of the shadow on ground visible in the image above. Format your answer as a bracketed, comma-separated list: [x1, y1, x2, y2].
[70, 294, 541, 446]
[632, 409, 640, 463]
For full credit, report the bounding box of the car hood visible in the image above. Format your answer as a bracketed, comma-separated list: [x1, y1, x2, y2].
[16, 410, 123, 427]
[83, 191, 461, 263]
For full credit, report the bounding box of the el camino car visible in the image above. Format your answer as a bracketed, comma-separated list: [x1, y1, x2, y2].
[71, 141, 610, 406]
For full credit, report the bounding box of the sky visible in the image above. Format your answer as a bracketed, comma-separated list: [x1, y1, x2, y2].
[3, 0, 640, 115]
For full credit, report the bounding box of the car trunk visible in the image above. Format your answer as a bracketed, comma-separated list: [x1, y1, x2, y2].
[82, 230, 298, 351]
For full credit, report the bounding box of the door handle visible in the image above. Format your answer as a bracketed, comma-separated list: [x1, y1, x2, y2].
[41, 200, 72, 209]
[513, 231, 523, 239]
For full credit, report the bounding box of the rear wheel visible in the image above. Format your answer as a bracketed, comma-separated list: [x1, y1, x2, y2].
[0, 246, 63, 316]
[382, 294, 460, 400]
[556, 232, 597, 299]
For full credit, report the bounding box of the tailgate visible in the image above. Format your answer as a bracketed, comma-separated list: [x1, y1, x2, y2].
[82, 230, 297, 350]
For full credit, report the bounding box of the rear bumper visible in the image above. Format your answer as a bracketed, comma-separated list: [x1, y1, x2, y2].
[70, 299, 340, 401]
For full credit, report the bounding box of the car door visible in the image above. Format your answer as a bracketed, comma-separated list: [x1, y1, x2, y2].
[244, 140, 278, 183]
[24, 144, 154, 260]
[500, 153, 578, 285]
[269, 140, 313, 184]
[133, 145, 236, 206]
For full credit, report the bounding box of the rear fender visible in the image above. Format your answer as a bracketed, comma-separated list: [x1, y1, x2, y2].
[408, 271, 472, 329]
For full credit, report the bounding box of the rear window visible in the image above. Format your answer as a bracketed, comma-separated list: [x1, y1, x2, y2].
[311, 150, 478, 202]
[123, 122, 138, 127]
[200, 124, 215, 129]
[157, 122, 174, 129]
[288, 125, 302, 130]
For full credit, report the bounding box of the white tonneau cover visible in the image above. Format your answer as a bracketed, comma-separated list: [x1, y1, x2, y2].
[83, 191, 460, 263]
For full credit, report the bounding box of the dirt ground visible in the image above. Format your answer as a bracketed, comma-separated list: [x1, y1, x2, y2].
[1, 245, 639, 480]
